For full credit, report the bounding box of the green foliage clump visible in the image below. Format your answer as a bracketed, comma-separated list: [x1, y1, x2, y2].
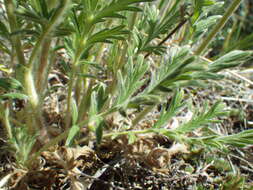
[0, 1, 252, 181]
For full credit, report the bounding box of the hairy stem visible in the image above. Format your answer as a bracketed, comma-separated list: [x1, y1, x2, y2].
[78, 79, 94, 123]
[65, 47, 83, 129]
[27, 0, 70, 68]
[25, 0, 71, 110]
[101, 12, 139, 112]
[103, 129, 153, 138]
[65, 21, 96, 129]
[36, 39, 52, 95]
[3, 103, 13, 140]
[23, 0, 70, 138]
[4, 0, 26, 67]
[144, 15, 190, 58]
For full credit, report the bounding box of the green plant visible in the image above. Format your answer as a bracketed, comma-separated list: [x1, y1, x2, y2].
[0, 0, 252, 180]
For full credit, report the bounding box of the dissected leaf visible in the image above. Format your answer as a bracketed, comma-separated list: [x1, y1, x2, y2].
[173, 102, 226, 134]
[153, 89, 184, 129]
[87, 25, 129, 44]
[0, 78, 23, 91]
[209, 50, 252, 72]
[215, 129, 253, 148]
[94, 0, 155, 24]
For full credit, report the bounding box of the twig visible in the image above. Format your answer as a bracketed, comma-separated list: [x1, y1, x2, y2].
[226, 70, 253, 86]
[145, 15, 191, 59]
[230, 153, 253, 169]
[220, 97, 253, 104]
[240, 165, 253, 173]
[227, 155, 237, 175]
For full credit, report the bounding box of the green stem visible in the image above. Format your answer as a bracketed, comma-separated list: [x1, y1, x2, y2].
[36, 39, 52, 95]
[118, 11, 138, 70]
[195, 0, 243, 55]
[222, 18, 237, 51]
[25, 0, 70, 109]
[3, 103, 13, 140]
[4, 0, 26, 67]
[65, 47, 83, 129]
[43, 39, 60, 96]
[22, 0, 70, 138]
[77, 79, 94, 123]
[75, 56, 91, 107]
[24, 69, 39, 110]
[95, 20, 113, 63]
[27, 0, 70, 68]
[65, 21, 95, 129]
[103, 129, 153, 138]
[101, 12, 139, 112]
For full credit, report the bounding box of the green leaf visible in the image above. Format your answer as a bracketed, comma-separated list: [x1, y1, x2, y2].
[209, 50, 252, 72]
[12, 126, 37, 165]
[39, 0, 50, 19]
[89, 91, 98, 117]
[128, 132, 137, 144]
[10, 29, 40, 37]
[94, 0, 154, 24]
[0, 40, 11, 55]
[115, 55, 148, 108]
[191, 72, 224, 80]
[79, 61, 105, 71]
[142, 47, 191, 94]
[160, 57, 196, 87]
[66, 125, 80, 146]
[96, 83, 108, 112]
[137, 2, 181, 54]
[173, 102, 226, 134]
[194, 15, 222, 34]
[0, 20, 10, 38]
[192, 0, 216, 23]
[215, 129, 253, 148]
[88, 91, 104, 132]
[87, 25, 129, 44]
[153, 89, 184, 128]
[71, 98, 78, 124]
[130, 94, 162, 107]
[227, 33, 253, 51]
[64, 37, 75, 59]
[0, 78, 23, 91]
[16, 5, 46, 25]
[96, 121, 106, 144]
[54, 26, 74, 37]
[0, 93, 28, 100]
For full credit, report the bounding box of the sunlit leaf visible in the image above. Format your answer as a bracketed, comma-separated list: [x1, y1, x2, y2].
[0, 93, 28, 100]
[71, 98, 78, 124]
[66, 125, 80, 146]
